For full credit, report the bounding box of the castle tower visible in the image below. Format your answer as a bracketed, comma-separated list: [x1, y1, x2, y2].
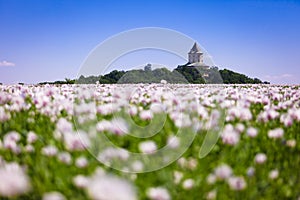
[188, 42, 203, 64]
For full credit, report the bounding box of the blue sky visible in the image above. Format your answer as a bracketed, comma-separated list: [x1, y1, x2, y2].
[0, 0, 299, 84]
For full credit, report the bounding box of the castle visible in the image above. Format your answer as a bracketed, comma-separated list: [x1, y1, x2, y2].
[187, 42, 209, 68]
[188, 42, 203, 64]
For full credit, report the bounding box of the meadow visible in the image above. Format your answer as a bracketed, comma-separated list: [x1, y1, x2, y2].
[0, 84, 300, 200]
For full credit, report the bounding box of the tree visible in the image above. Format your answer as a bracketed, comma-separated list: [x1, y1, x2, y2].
[39, 65, 266, 84]
[174, 65, 205, 84]
[219, 69, 263, 84]
[144, 64, 152, 72]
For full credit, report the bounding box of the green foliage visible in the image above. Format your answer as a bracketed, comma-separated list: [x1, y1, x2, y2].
[118, 68, 188, 84]
[174, 65, 206, 84]
[39, 78, 76, 85]
[101, 70, 126, 83]
[144, 64, 152, 72]
[220, 69, 264, 84]
[40, 66, 266, 84]
[64, 78, 76, 84]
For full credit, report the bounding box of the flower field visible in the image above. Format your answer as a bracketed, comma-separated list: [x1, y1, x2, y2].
[0, 84, 300, 200]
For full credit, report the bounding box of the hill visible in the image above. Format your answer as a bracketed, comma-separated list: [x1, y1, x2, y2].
[39, 65, 269, 85]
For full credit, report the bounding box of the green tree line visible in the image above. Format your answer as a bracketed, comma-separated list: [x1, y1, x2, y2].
[39, 65, 269, 85]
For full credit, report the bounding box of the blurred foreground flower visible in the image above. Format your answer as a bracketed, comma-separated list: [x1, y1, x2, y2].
[0, 162, 31, 197]
[147, 187, 171, 200]
[214, 164, 232, 180]
[87, 174, 136, 200]
[43, 191, 66, 200]
[269, 169, 279, 180]
[227, 176, 247, 190]
[254, 153, 267, 164]
[268, 128, 284, 139]
[139, 140, 157, 154]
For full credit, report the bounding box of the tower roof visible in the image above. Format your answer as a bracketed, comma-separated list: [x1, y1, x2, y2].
[189, 42, 202, 53]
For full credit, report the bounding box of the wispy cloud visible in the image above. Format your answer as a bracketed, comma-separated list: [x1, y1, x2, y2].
[264, 73, 297, 84]
[264, 74, 293, 79]
[0, 60, 15, 67]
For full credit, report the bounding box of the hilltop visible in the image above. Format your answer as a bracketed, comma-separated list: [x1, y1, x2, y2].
[40, 64, 269, 85]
